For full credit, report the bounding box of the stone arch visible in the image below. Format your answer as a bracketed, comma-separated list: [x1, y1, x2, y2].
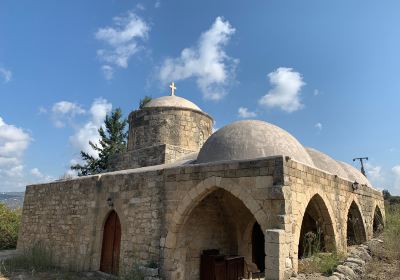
[92, 201, 126, 272]
[100, 210, 121, 275]
[296, 193, 337, 258]
[164, 176, 269, 249]
[373, 205, 384, 236]
[163, 176, 270, 280]
[345, 200, 367, 246]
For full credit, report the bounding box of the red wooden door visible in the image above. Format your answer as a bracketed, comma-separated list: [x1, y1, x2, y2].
[100, 211, 121, 275]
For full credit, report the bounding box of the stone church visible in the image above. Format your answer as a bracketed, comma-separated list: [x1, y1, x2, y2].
[18, 86, 385, 280]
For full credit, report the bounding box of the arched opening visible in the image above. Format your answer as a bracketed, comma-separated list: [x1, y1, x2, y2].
[299, 194, 335, 258]
[346, 201, 366, 246]
[373, 206, 384, 236]
[174, 188, 263, 280]
[100, 210, 121, 275]
[252, 222, 265, 273]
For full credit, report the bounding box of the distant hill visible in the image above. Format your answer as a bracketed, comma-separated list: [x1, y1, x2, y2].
[0, 192, 25, 209]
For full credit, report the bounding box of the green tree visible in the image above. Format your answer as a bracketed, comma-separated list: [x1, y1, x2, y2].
[0, 203, 21, 249]
[139, 96, 152, 109]
[383, 189, 392, 200]
[71, 108, 128, 176]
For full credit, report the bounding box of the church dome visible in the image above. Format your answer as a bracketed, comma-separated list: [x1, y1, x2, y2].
[338, 161, 372, 187]
[144, 95, 202, 112]
[197, 120, 314, 166]
[306, 147, 348, 178]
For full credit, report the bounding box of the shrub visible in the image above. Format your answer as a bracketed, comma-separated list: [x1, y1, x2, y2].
[0, 203, 21, 250]
[383, 204, 400, 259]
[298, 252, 344, 275]
[0, 243, 55, 275]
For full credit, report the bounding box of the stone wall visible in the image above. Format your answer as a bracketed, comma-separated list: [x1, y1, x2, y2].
[110, 144, 195, 171]
[18, 169, 165, 272]
[128, 107, 213, 152]
[282, 157, 385, 275]
[18, 155, 384, 280]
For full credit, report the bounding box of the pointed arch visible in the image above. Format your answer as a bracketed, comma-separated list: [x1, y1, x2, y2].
[163, 176, 272, 280]
[100, 210, 121, 275]
[346, 200, 367, 245]
[373, 205, 384, 236]
[297, 193, 337, 258]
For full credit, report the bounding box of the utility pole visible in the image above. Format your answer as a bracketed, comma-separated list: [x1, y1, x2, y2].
[353, 157, 368, 177]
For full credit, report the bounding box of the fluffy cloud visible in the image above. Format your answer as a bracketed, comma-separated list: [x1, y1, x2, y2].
[238, 107, 257, 118]
[159, 17, 238, 100]
[30, 167, 53, 182]
[0, 117, 33, 191]
[0, 117, 31, 159]
[95, 11, 150, 79]
[259, 67, 305, 112]
[0, 67, 12, 83]
[365, 162, 383, 182]
[51, 101, 85, 128]
[392, 165, 400, 193]
[69, 98, 112, 158]
[315, 122, 322, 131]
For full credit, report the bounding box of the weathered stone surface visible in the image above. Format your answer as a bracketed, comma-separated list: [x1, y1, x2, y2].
[17, 96, 385, 280]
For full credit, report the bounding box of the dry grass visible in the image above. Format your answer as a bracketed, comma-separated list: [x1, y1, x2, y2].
[298, 252, 345, 275]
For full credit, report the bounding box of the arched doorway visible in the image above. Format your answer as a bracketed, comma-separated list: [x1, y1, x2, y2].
[100, 210, 121, 275]
[346, 201, 366, 246]
[252, 222, 265, 273]
[373, 206, 384, 236]
[298, 194, 336, 258]
[174, 188, 262, 280]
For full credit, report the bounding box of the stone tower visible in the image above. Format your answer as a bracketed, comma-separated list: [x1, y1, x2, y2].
[113, 91, 213, 170]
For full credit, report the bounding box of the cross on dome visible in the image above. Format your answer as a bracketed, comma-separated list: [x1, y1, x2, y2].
[169, 82, 177, 96]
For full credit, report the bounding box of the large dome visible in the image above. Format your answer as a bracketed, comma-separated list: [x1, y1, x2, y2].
[197, 120, 314, 166]
[144, 95, 202, 112]
[306, 147, 348, 178]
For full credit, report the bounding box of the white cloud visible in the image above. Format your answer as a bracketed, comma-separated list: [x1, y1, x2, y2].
[392, 165, 400, 193]
[259, 67, 305, 112]
[159, 17, 238, 100]
[136, 3, 145, 10]
[95, 11, 149, 77]
[0, 117, 33, 190]
[101, 65, 114, 80]
[0, 67, 12, 83]
[238, 107, 257, 118]
[51, 101, 85, 128]
[315, 122, 322, 131]
[30, 167, 53, 182]
[313, 89, 320, 96]
[365, 162, 383, 182]
[0, 117, 31, 158]
[155, 0, 161, 8]
[30, 168, 42, 177]
[69, 98, 112, 158]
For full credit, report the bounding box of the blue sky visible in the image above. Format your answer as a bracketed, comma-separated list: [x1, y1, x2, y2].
[0, 0, 399, 194]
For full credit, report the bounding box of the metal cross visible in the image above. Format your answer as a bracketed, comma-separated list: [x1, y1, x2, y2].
[353, 157, 368, 177]
[169, 82, 177, 96]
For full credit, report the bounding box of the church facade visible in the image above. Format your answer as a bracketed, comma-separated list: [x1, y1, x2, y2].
[18, 90, 385, 280]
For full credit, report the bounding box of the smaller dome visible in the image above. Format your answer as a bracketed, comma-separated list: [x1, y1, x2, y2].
[338, 161, 372, 187]
[197, 120, 314, 166]
[144, 95, 202, 112]
[306, 148, 348, 178]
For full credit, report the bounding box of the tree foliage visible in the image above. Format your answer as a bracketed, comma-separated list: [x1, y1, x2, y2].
[71, 108, 128, 176]
[0, 203, 21, 250]
[139, 96, 152, 109]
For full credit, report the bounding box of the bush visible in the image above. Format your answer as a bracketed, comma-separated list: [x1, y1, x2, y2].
[383, 204, 400, 258]
[0, 243, 55, 275]
[298, 252, 344, 275]
[0, 203, 21, 250]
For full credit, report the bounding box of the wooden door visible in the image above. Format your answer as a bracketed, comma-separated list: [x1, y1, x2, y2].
[100, 211, 121, 275]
